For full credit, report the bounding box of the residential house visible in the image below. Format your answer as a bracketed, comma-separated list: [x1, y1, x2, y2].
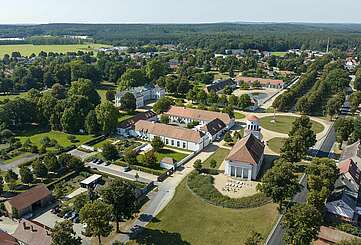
[204, 79, 237, 94]
[4, 185, 52, 218]
[164, 106, 235, 130]
[235, 76, 285, 89]
[326, 159, 361, 223]
[199, 118, 227, 142]
[132, 120, 208, 152]
[0, 231, 18, 245]
[117, 110, 157, 136]
[339, 140, 361, 170]
[224, 134, 265, 180]
[315, 226, 361, 245]
[345, 57, 359, 71]
[12, 219, 52, 245]
[115, 85, 165, 109]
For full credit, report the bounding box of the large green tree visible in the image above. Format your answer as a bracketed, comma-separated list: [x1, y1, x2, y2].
[95, 101, 119, 134]
[120, 92, 136, 112]
[68, 78, 100, 106]
[257, 159, 300, 210]
[80, 200, 113, 245]
[102, 179, 137, 233]
[51, 220, 81, 245]
[282, 203, 322, 245]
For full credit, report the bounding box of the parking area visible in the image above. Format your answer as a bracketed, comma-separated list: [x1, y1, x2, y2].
[34, 209, 91, 245]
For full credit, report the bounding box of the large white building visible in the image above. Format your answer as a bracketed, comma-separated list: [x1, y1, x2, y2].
[115, 85, 165, 109]
[224, 133, 265, 180]
[164, 106, 235, 130]
[132, 120, 209, 152]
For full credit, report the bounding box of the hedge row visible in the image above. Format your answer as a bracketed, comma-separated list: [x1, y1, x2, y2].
[187, 171, 271, 209]
[114, 160, 166, 176]
[82, 135, 107, 146]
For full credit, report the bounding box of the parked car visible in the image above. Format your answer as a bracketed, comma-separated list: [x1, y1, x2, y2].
[64, 211, 73, 219]
[98, 159, 104, 164]
[124, 166, 131, 172]
[105, 161, 111, 166]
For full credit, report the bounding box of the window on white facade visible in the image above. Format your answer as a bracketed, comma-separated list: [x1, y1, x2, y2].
[177, 141, 180, 147]
[183, 142, 186, 148]
[166, 139, 169, 144]
[171, 140, 174, 146]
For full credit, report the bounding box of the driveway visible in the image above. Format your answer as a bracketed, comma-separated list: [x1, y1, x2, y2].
[109, 144, 218, 244]
[69, 149, 97, 161]
[0, 154, 39, 171]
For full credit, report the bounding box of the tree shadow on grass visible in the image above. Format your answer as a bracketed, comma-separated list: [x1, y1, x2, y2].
[129, 226, 191, 245]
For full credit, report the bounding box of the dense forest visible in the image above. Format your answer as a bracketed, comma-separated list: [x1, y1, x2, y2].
[2, 23, 361, 52]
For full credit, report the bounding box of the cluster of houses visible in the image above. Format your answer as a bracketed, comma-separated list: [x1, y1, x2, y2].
[326, 140, 361, 224]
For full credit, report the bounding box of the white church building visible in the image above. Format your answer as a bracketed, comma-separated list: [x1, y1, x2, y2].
[224, 114, 265, 180]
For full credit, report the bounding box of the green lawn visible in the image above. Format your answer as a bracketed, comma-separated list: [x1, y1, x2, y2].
[0, 92, 28, 102]
[0, 43, 110, 57]
[202, 147, 230, 169]
[130, 179, 278, 245]
[271, 52, 287, 57]
[92, 139, 114, 149]
[17, 130, 95, 150]
[235, 112, 245, 119]
[155, 149, 188, 162]
[267, 137, 287, 154]
[260, 115, 324, 134]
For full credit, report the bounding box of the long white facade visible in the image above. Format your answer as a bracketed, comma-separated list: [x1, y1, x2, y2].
[115, 85, 165, 108]
[224, 155, 264, 180]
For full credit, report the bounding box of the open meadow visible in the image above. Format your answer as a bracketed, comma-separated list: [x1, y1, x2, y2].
[0, 43, 110, 57]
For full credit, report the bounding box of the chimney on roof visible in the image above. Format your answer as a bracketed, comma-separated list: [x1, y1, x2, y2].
[23, 222, 27, 230]
[31, 225, 34, 232]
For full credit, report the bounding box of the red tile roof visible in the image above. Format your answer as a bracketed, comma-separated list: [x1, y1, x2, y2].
[226, 134, 265, 164]
[135, 120, 204, 143]
[316, 226, 361, 244]
[164, 106, 232, 125]
[0, 231, 18, 245]
[246, 114, 259, 122]
[12, 219, 52, 245]
[6, 185, 51, 210]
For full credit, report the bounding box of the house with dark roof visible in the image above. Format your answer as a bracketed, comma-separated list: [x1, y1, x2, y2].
[4, 185, 52, 218]
[12, 219, 52, 245]
[199, 118, 226, 141]
[325, 158, 361, 223]
[117, 110, 157, 136]
[204, 79, 236, 94]
[224, 134, 265, 180]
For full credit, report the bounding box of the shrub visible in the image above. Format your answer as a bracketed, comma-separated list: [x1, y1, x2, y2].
[187, 171, 271, 209]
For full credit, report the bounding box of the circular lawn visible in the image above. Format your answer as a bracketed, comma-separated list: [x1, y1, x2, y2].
[259, 115, 324, 135]
[267, 137, 287, 154]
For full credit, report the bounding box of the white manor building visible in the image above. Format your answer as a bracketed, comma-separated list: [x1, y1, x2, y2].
[132, 120, 209, 152]
[224, 114, 264, 180]
[164, 106, 235, 130]
[115, 85, 165, 109]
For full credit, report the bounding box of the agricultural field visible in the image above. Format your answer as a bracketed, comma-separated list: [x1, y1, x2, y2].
[129, 180, 277, 245]
[271, 51, 287, 57]
[0, 43, 110, 57]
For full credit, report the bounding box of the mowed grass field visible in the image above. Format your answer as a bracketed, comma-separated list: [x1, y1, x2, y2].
[202, 147, 230, 169]
[267, 137, 287, 154]
[271, 51, 287, 57]
[0, 43, 110, 57]
[17, 130, 95, 150]
[260, 115, 324, 134]
[129, 179, 278, 245]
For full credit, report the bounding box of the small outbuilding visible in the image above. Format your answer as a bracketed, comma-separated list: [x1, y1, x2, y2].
[4, 185, 52, 218]
[80, 174, 102, 189]
[160, 157, 176, 170]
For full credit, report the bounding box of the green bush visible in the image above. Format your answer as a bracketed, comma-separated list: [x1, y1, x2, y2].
[187, 171, 271, 209]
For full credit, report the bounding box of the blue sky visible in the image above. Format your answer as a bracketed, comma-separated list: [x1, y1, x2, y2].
[1, 0, 361, 24]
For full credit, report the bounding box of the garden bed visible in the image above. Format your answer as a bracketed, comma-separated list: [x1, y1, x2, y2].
[187, 171, 271, 209]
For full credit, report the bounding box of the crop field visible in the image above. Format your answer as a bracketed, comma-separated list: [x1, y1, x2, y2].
[0, 43, 110, 57]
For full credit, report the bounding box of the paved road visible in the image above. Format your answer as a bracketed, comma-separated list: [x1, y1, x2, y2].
[266, 121, 335, 245]
[109, 144, 218, 244]
[0, 154, 39, 171]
